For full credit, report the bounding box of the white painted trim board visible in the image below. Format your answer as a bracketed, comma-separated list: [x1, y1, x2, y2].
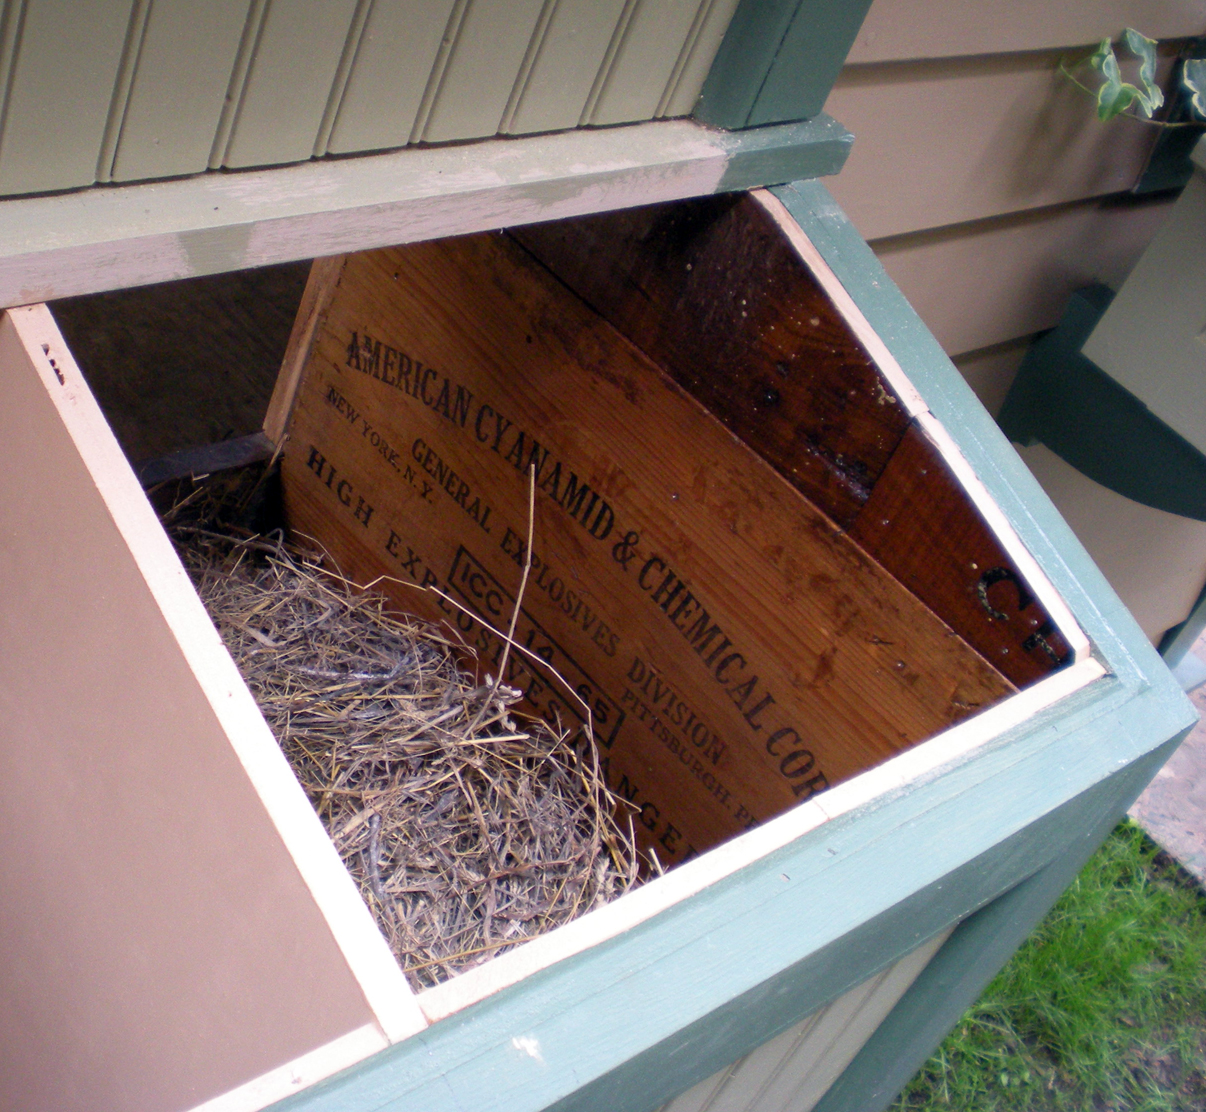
[184, 1025, 389, 1112]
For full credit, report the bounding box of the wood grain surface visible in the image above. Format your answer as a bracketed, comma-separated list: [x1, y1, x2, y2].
[279, 233, 1012, 863]
[849, 423, 1072, 687]
[52, 261, 309, 463]
[513, 195, 912, 529]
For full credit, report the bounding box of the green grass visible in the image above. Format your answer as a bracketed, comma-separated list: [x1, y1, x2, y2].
[894, 822, 1206, 1112]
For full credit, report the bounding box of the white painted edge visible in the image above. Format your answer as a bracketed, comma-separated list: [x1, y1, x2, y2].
[9, 305, 427, 1045]
[419, 657, 1104, 1023]
[183, 1024, 388, 1112]
[749, 187, 1091, 669]
[914, 410, 1091, 666]
[749, 188, 929, 420]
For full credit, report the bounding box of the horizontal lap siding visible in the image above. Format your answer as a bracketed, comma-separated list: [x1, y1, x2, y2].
[871, 196, 1174, 358]
[951, 339, 1035, 419]
[824, 53, 1166, 242]
[822, 0, 1197, 415]
[847, 0, 1206, 62]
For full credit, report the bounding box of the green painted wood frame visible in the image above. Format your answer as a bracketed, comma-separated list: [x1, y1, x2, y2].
[811, 740, 1179, 1112]
[258, 180, 1195, 1112]
[694, 0, 876, 128]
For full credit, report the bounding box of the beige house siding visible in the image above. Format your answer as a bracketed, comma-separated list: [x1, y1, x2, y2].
[822, 0, 1205, 415]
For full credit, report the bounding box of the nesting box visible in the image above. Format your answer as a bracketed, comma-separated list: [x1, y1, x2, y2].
[0, 182, 1189, 1112]
[269, 190, 1083, 867]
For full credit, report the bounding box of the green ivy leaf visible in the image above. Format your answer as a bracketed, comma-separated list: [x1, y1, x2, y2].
[1098, 81, 1140, 120]
[1184, 58, 1206, 119]
[1096, 49, 1136, 120]
[1122, 27, 1164, 117]
[1089, 32, 1166, 120]
[1088, 37, 1114, 73]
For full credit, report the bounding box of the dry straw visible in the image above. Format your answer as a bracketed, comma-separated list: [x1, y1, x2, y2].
[164, 472, 639, 990]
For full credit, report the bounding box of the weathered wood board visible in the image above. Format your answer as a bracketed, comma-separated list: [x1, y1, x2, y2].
[849, 423, 1074, 686]
[512, 193, 1072, 688]
[512, 194, 912, 530]
[274, 231, 1013, 864]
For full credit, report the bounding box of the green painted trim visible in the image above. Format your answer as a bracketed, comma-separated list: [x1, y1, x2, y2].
[747, 0, 875, 127]
[268, 673, 1192, 1112]
[695, 0, 873, 129]
[811, 736, 1183, 1112]
[551, 742, 1179, 1112]
[998, 285, 1206, 522]
[715, 115, 852, 191]
[694, 0, 801, 128]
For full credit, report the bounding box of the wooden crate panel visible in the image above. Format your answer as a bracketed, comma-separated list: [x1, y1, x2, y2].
[849, 423, 1074, 685]
[513, 194, 1073, 688]
[513, 195, 913, 530]
[276, 230, 1014, 864]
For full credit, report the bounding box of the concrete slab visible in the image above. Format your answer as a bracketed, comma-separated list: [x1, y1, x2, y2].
[1130, 641, 1206, 886]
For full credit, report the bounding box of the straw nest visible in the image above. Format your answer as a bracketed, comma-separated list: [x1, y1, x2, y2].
[165, 483, 639, 989]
